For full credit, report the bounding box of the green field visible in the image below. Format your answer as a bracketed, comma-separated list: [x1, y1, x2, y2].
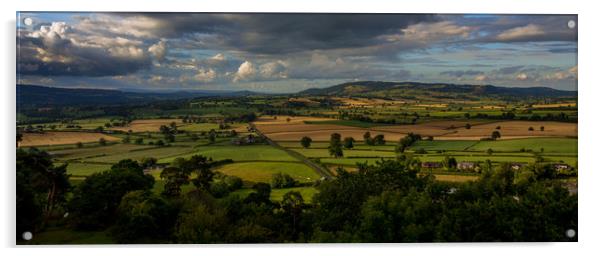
[85, 146, 195, 164]
[320, 157, 395, 166]
[292, 148, 397, 158]
[178, 122, 220, 132]
[467, 138, 577, 153]
[410, 140, 478, 151]
[65, 162, 112, 177]
[278, 141, 330, 148]
[214, 162, 320, 183]
[159, 145, 298, 163]
[51, 144, 153, 161]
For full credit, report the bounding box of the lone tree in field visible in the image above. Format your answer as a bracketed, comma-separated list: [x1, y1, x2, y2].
[328, 133, 344, 158]
[491, 131, 501, 140]
[374, 134, 386, 145]
[528, 126, 534, 131]
[395, 133, 421, 153]
[540, 126, 545, 131]
[99, 137, 107, 146]
[208, 129, 217, 143]
[363, 131, 374, 145]
[300, 136, 313, 148]
[465, 123, 471, 129]
[343, 137, 355, 149]
[487, 148, 493, 155]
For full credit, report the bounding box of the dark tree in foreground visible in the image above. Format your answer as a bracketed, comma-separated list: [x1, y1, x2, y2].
[17, 148, 71, 237]
[112, 190, 177, 243]
[160, 167, 190, 197]
[68, 159, 154, 230]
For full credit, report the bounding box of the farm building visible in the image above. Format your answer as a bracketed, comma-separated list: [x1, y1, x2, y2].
[510, 163, 525, 170]
[422, 162, 442, 169]
[143, 163, 167, 174]
[553, 163, 571, 171]
[457, 162, 476, 170]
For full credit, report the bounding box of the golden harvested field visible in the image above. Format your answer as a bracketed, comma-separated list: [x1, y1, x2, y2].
[109, 119, 181, 132]
[19, 132, 120, 147]
[372, 120, 491, 137]
[256, 117, 576, 142]
[532, 103, 576, 108]
[438, 121, 577, 139]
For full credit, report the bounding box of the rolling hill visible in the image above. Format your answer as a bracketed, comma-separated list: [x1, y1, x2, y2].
[16, 84, 258, 107]
[299, 81, 577, 98]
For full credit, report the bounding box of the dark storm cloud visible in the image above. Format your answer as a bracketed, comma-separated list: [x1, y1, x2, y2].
[119, 13, 439, 54]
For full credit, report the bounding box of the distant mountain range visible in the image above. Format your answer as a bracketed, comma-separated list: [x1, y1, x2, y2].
[299, 81, 577, 98]
[16, 84, 258, 107]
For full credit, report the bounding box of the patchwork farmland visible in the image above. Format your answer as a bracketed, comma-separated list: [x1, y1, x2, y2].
[17, 84, 578, 244]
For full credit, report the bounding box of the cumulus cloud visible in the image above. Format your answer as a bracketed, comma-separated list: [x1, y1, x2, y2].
[233, 61, 256, 82]
[148, 40, 168, 61]
[194, 68, 217, 82]
[259, 61, 288, 79]
[18, 21, 153, 76]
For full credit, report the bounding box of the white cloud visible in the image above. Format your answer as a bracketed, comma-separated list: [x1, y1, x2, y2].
[148, 40, 168, 61]
[210, 53, 225, 61]
[516, 73, 529, 81]
[474, 75, 489, 82]
[496, 24, 545, 41]
[233, 61, 256, 82]
[385, 21, 472, 43]
[259, 60, 288, 79]
[194, 68, 217, 82]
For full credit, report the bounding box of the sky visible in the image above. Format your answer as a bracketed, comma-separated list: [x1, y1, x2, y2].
[16, 13, 578, 93]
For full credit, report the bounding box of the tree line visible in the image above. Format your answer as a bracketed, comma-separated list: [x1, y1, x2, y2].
[17, 147, 576, 243]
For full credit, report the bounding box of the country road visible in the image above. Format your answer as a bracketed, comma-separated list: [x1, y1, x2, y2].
[249, 123, 334, 180]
